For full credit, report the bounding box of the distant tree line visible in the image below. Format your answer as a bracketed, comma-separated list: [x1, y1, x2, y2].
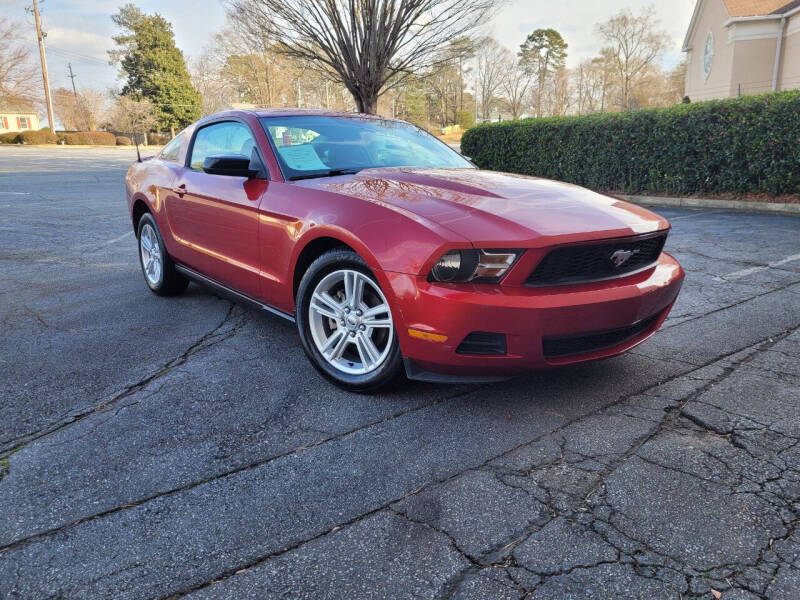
[0, 2, 686, 140]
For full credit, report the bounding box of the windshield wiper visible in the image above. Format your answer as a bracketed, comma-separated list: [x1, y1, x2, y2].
[289, 168, 363, 181]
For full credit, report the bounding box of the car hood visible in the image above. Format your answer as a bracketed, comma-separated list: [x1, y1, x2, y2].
[302, 168, 669, 246]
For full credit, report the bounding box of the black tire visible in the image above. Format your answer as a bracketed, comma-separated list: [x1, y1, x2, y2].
[296, 249, 404, 393]
[136, 212, 188, 296]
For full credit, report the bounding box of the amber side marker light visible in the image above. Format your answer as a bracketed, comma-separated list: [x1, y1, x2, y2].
[408, 328, 448, 343]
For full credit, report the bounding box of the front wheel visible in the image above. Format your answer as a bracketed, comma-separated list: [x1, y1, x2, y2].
[296, 250, 403, 392]
[137, 213, 188, 296]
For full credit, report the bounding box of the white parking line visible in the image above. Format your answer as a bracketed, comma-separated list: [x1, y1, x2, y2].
[716, 253, 800, 280]
[95, 231, 134, 249]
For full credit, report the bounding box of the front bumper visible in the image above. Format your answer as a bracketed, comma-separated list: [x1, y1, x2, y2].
[385, 252, 684, 377]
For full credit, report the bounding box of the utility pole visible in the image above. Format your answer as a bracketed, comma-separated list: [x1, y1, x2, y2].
[67, 63, 78, 97]
[32, 0, 56, 132]
[68, 62, 88, 131]
[68, 63, 91, 130]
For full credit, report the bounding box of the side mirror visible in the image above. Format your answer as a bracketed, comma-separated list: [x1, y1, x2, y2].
[202, 155, 258, 178]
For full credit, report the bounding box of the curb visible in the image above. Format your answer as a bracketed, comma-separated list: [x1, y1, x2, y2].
[620, 194, 800, 216]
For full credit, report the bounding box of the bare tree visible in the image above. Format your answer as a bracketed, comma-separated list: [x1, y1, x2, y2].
[501, 58, 532, 120]
[53, 89, 79, 130]
[425, 38, 476, 127]
[596, 6, 669, 110]
[426, 63, 456, 128]
[190, 50, 236, 115]
[667, 59, 687, 104]
[547, 67, 572, 116]
[110, 96, 158, 142]
[79, 90, 108, 131]
[0, 18, 38, 105]
[53, 88, 108, 130]
[574, 55, 613, 114]
[447, 37, 477, 115]
[226, 0, 494, 114]
[595, 48, 617, 112]
[212, 25, 280, 107]
[475, 38, 510, 121]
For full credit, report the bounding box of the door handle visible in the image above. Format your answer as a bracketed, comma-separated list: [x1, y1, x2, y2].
[172, 184, 186, 197]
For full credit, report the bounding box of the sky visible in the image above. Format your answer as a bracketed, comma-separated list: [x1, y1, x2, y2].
[2, 0, 697, 94]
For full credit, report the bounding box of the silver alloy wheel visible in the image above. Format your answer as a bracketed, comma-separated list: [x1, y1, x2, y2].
[139, 223, 163, 286]
[308, 269, 394, 375]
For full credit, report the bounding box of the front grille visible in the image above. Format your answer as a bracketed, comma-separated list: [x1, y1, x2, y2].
[542, 314, 660, 359]
[456, 331, 507, 355]
[526, 232, 667, 286]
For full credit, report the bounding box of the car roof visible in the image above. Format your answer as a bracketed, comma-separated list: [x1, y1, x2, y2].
[200, 108, 400, 122]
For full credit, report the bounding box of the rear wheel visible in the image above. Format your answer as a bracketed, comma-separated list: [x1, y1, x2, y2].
[296, 250, 403, 392]
[137, 213, 188, 296]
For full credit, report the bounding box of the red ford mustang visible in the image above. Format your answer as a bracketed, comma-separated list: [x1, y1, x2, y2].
[126, 109, 684, 391]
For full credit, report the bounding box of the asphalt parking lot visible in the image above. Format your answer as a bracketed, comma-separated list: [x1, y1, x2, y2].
[1, 145, 799, 600]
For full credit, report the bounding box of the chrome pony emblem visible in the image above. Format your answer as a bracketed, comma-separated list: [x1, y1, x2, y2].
[610, 249, 640, 268]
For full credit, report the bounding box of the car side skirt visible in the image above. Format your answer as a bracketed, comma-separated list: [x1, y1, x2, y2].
[174, 264, 296, 323]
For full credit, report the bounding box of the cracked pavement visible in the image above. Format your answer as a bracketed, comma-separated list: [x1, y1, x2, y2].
[1, 147, 799, 599]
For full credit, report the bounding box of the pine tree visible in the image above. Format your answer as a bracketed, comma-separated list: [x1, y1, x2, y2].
[518, 29, 568, 118]
[110, 4, 201, 131]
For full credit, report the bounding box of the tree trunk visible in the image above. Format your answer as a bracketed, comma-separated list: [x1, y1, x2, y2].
[354, 92, 378, 114]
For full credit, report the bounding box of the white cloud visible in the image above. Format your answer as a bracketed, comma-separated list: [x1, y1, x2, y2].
[46, 27, 113, 63]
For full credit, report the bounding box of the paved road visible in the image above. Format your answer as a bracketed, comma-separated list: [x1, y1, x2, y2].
[1, 145, 799, 600]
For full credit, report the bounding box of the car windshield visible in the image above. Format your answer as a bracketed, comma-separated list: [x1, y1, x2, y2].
[259, 115, 473, 180]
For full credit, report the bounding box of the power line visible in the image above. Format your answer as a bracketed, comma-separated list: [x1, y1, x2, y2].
[11, 37, 112, 67]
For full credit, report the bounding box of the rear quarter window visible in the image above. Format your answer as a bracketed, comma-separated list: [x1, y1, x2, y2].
[159, 133, 187, 163]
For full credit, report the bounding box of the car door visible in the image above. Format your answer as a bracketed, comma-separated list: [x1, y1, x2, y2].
[166, 120, 268, 298]
[149, 130, 187, 229]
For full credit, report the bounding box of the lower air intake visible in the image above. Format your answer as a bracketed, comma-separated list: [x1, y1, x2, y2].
[456, 332, 507, 356]
[542, 314, 660, 358]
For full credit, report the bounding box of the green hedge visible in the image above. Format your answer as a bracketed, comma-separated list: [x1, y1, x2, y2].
[60, 131, 116, 145]
[461, 91, 800, 196]
[0, 130, 58, 144]
[19, 130, 58, 144]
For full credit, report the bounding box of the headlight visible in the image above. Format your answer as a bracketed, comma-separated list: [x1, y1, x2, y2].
[429, 249, 521, 283]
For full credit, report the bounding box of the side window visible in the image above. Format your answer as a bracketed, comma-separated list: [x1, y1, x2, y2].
[160, 133, 186, 163]
[190, 121, 258, 171]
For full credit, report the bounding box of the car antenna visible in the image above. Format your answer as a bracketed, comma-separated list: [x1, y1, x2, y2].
[135, 133, 142, 163]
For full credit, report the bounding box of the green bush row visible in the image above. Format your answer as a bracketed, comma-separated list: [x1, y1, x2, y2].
[0, 130, 58, 144]
[461, 91, 800, 196]
[0, 130, 120, 145]
[60, 131, 117, 145]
